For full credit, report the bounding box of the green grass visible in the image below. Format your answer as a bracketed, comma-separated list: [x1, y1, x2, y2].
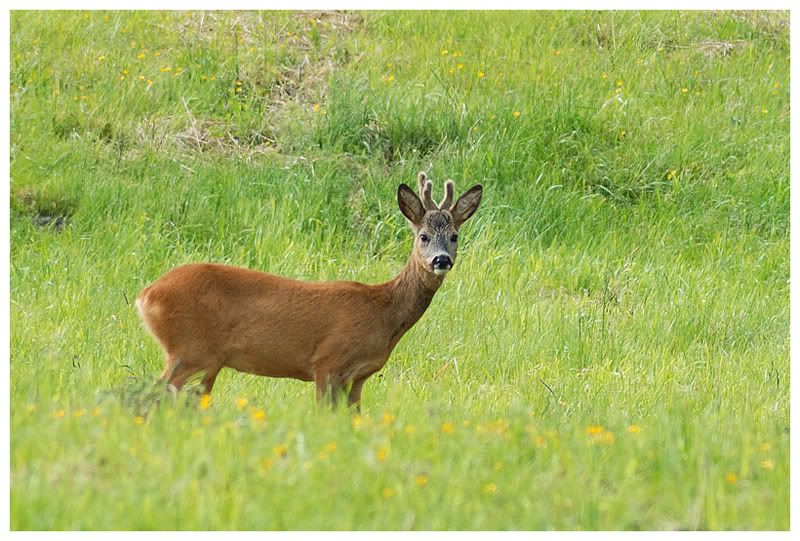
[10, 10, 789, 530]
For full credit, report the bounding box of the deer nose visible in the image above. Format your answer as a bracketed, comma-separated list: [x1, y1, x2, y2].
[432, 255, 453, 271]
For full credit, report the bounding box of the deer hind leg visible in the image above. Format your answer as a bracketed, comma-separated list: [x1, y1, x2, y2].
[160, 355, 222, 394]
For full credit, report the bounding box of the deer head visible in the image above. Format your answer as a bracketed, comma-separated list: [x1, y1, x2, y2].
[397, 172, 483, 276]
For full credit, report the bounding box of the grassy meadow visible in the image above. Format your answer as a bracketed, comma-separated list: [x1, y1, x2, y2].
[9, 10, 789, 530]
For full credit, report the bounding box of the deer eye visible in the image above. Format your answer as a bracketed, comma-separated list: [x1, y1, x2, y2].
[419, 233, 430, 243]
[450, 234, 458, 243]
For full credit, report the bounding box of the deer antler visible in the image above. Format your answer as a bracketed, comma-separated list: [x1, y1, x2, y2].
[439, 180, 455, 209]
[418, 172, 438, 211]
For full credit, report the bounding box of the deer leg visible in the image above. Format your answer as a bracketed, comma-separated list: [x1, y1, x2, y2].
[201, 366, 222, 394]
[161, 354, 221, 394]
[314, 371, 347, 409]
[347, 377, 367, 412]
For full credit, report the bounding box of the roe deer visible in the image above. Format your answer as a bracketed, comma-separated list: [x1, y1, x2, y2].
[136, 173, 482, 407]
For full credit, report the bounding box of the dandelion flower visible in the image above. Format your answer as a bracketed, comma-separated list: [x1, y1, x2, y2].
[586, 425, 604, 435]
[627, 424, 641, 433]
[137, 52, 145, 60]
[513, 111, 521, 118]
[376, 447, 389, 461]
[441, 422, 455, 434]
[199, 394, 211, 411]
[382, 487, 395, 499]
[323, 442, 337, 453]
[133, 416, 145, 425]
[477, 70, 486, 79]
[273, 444, 288, 458]
[483, 482, 498, 494]
[236, 397, 249, 410]
[725, 472, 738, 484]
[415, 474, 429, 486]
[312, 103, 320, 113]
[54, 410, 66, 419]
[404, 425, 417, 435]
[250, 407, 266, 423]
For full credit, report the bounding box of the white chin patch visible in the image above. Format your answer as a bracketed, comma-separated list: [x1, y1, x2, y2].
[433, 268, 450, 276]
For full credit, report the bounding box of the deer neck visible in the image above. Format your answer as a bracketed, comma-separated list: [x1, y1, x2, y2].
[386, 257, 444, 332]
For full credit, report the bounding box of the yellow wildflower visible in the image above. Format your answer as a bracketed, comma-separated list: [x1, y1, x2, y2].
[404, 425, 417, 435]
[513, 111, 521, 118]
[312, 103, 320, 113]
[381, 412, 395, 425]
[74, 409, 86, 418]
[323, 442, 337, 453]
[725, 472, 738, 484]
[133, 415, 145, 425]
[627, 424, 641, 433]
[477, 70, 485, 79]
[440, 48, 449, 56]
[199, 394, 211, 411]
[761, 459, 775, 471]
[483, 482, 498, 494]
[415, 474, 429, 486]
[236, 397, 249, 410]
[273, 445, 288, 458]
[586, 425, 604, 435]
[137, 52, 145, 60]
[54, 410, 66, 419]
[382, 487, 395, 499]
[376, 447, 389, 461]
[441, 422, 455, 434]
[250, 407, 266, 423]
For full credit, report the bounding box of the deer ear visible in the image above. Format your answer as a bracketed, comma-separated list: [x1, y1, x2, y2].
[397, 183, 425, 225]
[451, 184, 483, 228]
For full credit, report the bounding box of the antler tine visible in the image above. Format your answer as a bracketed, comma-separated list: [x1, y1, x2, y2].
[439, 180, 455, 209]
[418, 172, 437, 210]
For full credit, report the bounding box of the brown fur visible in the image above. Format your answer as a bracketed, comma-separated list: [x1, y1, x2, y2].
[136, 174, 482, 407]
